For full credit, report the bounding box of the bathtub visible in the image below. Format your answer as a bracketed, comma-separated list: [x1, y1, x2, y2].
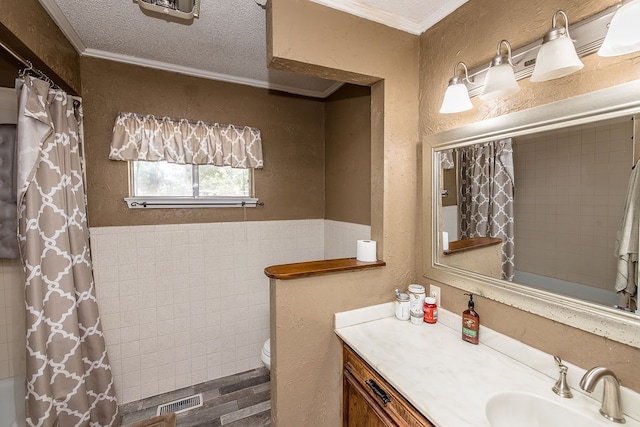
[0, 376, 25, 427]
[514, 271, 619, 307]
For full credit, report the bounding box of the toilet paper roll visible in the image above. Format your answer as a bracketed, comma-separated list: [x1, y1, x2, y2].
[442, 231, 449, 251]
[356, 240, 377, 262]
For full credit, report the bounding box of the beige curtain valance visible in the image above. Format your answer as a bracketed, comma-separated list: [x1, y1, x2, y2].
[109, 112, 263, 168]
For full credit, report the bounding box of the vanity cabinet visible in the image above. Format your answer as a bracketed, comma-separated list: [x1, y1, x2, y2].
[343, 344, 434, 427]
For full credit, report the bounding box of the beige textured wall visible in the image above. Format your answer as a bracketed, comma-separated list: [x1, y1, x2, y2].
[325, 84, 371, 225]
[419, 0, 640, 392]
[270, 269, 391, 426]
[268, 0, 419, 425]
[0, 0, 80, 93]
[80, 57, 326, 227]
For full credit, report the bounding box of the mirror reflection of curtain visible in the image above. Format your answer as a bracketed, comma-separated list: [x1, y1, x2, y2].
[17, 76, 118, 426]
[458, 138, 515, 280]
[441, 149, 454, 170]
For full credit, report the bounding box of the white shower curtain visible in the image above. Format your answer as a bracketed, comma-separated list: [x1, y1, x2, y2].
[614, 158, 640, 300]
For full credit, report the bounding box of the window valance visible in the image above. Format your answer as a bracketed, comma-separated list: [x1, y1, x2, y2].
[109, 112, 263, 169]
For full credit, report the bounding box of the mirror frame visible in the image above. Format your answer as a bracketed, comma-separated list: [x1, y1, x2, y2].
[423, 79, 640, 349]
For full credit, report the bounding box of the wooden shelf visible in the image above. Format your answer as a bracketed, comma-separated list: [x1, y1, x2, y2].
[443, 236, 502, 255]
[264, 258, 385, 280]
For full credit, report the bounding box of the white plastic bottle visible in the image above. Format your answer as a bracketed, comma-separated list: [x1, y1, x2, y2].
[408, 284, 426, 316]
[395, 292, 410, 320]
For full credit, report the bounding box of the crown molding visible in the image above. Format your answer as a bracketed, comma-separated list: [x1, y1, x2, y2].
[420, 1, 468, 33]
[310, 0, 468, 35]
[83, 49, 343, 98]
[38, 0, 86, 53]
[317, 81, 345, 97]
[311, 0, 422, 34]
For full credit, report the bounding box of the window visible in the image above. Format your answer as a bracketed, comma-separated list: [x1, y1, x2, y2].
[109, 112, 263, 208]
[126, 161, 257, 208]
[132, 162, 251, 197]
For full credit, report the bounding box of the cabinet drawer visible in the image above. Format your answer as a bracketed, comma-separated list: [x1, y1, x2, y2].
[343, 344, 434, 427]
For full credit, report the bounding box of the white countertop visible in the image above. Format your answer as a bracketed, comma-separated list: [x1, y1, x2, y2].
[335, 303, 640, 427]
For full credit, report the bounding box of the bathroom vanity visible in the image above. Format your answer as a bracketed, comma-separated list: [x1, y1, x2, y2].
[336, 303, 640, 427]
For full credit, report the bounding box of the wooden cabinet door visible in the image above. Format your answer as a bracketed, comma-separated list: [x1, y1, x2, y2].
[344, 369, 395, 427]
[343, 344, 434, 427]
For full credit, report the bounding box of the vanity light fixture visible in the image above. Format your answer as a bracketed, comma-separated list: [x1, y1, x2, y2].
[530, 10, 584, 82]
[598, 0, 640, 56]
[136, 0, 200, 20]
[437, 4, 632, 115]
[480, 40, 520, 100]
[439, 62, 473, 114]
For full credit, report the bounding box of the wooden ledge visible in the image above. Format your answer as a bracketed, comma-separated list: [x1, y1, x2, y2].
[444, 237, 502, 255]
[264, 258, 386, 280]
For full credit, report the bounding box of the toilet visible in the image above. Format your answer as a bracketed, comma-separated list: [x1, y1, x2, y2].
[261, 339, 271, 371]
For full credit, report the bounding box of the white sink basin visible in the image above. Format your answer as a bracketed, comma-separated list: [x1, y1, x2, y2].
[486, 391, 604, 427]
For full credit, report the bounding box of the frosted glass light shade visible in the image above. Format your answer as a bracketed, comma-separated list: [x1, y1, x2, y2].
[480, 63, 520, 100]
[439, 83, 473, 114]
[530, 35, 584, 82]
[599, 0, 640, 57]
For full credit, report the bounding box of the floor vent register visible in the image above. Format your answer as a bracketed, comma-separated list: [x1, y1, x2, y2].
[156, 393, 204, 416]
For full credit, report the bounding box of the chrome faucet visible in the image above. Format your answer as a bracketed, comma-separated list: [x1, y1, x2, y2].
[579, 367, 626, 423]
[552, 356, 573, 398]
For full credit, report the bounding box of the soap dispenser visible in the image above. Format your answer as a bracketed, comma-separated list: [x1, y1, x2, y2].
[462, 293, 479, 345]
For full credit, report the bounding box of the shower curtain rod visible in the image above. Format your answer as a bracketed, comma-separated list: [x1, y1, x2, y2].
[0, 38, 60, 88]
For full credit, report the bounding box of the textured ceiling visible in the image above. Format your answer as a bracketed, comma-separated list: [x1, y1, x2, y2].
[38, 0, 466, 98]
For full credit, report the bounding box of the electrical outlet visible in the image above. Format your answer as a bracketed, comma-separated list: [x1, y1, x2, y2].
[429, 284, 441, 306]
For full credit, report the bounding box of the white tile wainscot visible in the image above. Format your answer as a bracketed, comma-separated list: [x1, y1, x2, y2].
[335, 303, 640, 427]
[91, 219, 325, 403]
[324, 220, 371, 259]
[90, 218, 369, 404]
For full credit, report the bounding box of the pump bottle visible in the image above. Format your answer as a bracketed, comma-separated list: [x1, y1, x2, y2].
[462, 293, 480, 345]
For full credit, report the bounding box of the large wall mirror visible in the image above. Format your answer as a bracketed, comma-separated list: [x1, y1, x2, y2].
[424, 80, 640, 349]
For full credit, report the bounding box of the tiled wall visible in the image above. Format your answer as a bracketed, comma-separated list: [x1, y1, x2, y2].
[441, 206, 459, 242]
[0, 87, 17, 124]
[91, 219, 369, 404]
[513, 116, 633, 290]
[0, 88, 22, 381]
[324, 220, 372, 259]
[0, 259, 25, 380]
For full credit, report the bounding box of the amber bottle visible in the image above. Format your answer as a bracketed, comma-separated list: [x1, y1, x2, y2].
[462, 293, 479, 345]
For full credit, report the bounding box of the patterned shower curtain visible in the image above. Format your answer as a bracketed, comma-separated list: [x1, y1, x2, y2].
[16, 76, 118, 426]
[458, 138, 515, 280]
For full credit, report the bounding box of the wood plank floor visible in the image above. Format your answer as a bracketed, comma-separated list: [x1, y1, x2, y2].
[120, 367, 271, 427]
